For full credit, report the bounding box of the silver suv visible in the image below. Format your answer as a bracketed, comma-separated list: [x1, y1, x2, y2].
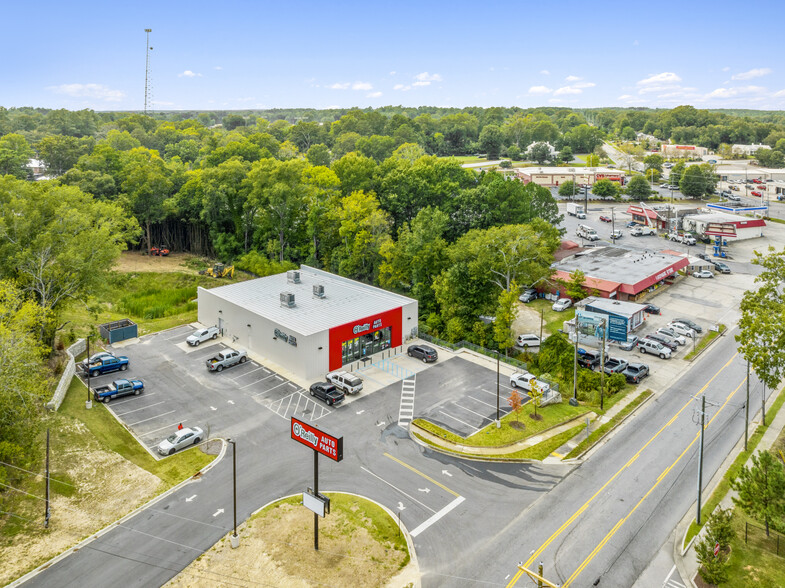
[637, 339, 672, 359]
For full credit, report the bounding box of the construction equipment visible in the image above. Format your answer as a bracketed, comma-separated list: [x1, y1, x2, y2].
[199, 263, 234, 278]
[149, 245, 170, 256]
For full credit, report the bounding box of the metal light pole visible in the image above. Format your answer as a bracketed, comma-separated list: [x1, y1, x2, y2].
[85, 335, 92, 410]
[599, 320, 606, 411]
[697, 394, 706, 525]
[495, 350, 501, 428]
[570, 325, 579, 406]
[745, 361, 750, 451]
[227, 439, 239, 548]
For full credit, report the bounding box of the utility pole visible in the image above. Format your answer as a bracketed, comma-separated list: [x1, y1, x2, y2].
[697, 394, 706, 525]
[762, 382, 766, 426]
[745, 361, 750, 451]
[85, 335, 92, 410]
[228, 439, 239, 548]
[496, 350, 501, 428]
[570, 326, 579, 406]
[599, 320, 606, 411]
[539, 309, 544, 343]
[44, 428, 50, 528]
[144, 29, 153, 114]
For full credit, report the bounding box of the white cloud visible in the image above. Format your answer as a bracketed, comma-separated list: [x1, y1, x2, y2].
[528, 85, 552, 95]
[565, 75, 582, 82]
[773, 89, 785, 97]
[732, 68, 772, 80]
[45, 83, 125, 102]
[573, 82, 596, 89]
[554, 86, 582, 96]
[367, 91, 383, 98]
[178, 70, 202, 78]
[389, 71, 396, 75]
[414, 72, 442, 83]
[328, 82, 350, 90]
[637, 72, 681, 86]
[617, 94, 633, 100]
[722, 66, 730, 72]
[548, 98, 565, 104]
[214, 66, 223, 70]
[412, 81, 431, 87]
[540, 70, 550, 75]
[706, 85, 766, 98]
[393, 83, 411, 91]
[352, 81, 373, 91]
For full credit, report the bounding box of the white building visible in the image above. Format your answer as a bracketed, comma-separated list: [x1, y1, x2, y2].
[197, 266, 419, 380]
[731, 144, 771, 156]
[514, 167, 626, 187]
[660, 144, 709, 158]
[682, 212, 765, 241]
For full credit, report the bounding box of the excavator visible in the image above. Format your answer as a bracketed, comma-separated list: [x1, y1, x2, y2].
[199, 262, 234, 278]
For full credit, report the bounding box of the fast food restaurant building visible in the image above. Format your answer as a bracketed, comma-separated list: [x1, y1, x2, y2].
[197, 266, 419, 380]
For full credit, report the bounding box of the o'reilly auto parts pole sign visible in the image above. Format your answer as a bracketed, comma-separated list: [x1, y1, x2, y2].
[291, 417, 343, 462]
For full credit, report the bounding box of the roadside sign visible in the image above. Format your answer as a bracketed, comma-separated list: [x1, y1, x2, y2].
[291, 417, 343, 462]
[714, 542, 720, 557]
[303, 490, 330, 517]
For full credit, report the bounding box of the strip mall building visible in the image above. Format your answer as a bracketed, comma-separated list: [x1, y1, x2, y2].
[197, 266, 418, 380]
[514, 167, 626, 187]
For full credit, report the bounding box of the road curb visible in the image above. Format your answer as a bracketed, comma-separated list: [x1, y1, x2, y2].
[7, 439, 227, 587]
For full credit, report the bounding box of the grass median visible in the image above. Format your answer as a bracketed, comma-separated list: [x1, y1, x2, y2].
[684, 324, 726, 361]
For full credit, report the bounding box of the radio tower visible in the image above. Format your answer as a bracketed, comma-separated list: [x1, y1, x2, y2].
[144, 28, 153, 114]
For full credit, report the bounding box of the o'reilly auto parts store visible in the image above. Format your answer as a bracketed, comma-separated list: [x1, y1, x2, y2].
[197, 266, 418, 380]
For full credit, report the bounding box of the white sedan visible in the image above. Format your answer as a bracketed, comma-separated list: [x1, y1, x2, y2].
[693, 270, 714, 278]
[157, 426, 204, 456]
[552, 298, 572, 312]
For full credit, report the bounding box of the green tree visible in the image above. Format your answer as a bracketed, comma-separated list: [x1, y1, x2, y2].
[756, 148, 785, 168]
[565, 269, 587, 301]
[0, 133, 34, 178]
[645, 168, 662, 184]
[479, 124, 504, 160]
[669, 161, 686, 186]
[585, 153, 600, 167]
[680, 164, 717, 198]
[36, 135, 91, 176]
[558, 181, 578, 198]
[306, 143, 331, 167]
[507, 144, 521, 161]
[620, 126, 636, 140]
[223, 114, 246, 131]
[643, 153, 664, 172]
[332, 152, 378, 196]
[528, 142, 552, 164]
[591, 179, 619, 199]
[558, 145, 573, 163]
[493, 283, 519, 353]
[695, 532, 730, 586]
[625, 175, 652, 199]
[730, 450, 785, 536]
[120, 147, 174, 250]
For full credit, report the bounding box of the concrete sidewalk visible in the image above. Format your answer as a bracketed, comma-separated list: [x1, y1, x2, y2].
[673, 388, 785, 587]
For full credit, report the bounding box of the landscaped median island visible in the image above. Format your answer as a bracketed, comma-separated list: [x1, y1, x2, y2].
[0, 377, 216, 586]
[165, 493, 413, 588]
[684, 324, 727, 361]
[412, 400, 591, 460]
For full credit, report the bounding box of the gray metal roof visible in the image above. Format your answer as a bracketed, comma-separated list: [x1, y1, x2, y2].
[200, 265, 416, 336]
[554, 246, 684, 287]
[583, 296, 647, 318]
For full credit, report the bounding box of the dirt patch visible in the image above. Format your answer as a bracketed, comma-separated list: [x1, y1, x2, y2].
[512, 303, 543, 337]
[114, 251, 204, 274]
[166, 497, 415, 588]
[0, 422, 162, 585]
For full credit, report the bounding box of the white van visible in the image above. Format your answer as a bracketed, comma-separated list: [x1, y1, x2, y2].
[326, 371, 364, 394]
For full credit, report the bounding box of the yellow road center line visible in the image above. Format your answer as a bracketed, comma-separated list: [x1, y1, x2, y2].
[383, 452, 460, 498]
[509, 352, 738, 588]
[561, 376, 744, 587]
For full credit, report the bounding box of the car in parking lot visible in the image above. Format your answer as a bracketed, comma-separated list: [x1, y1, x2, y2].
[693, 269, 714, 278]
[603, 357, 628, 374]
[186, 326, 219, 346]
[519, 288, 538, 303]
[552, 298, 572, 312]
[697, 253, 711, 261]
[713, 261, 731, 274]
[727, 194, 741, 201]
[618, 335, 639, 351]
[407, 344, 438, 362]
[326, 371, 363, 395]
[610, 230, 623, 240]
[510, 371, 551, 394]
[673, 318, 702, 333]
[599, 215, 612, 223]
[157, 426, 204, 456]
[516, 333, 541, 348]
[667, 322, 696, 338]
[645, 333, 678, 352]
[81, 351, 115, 370]
[637, 339, 672, 359]
[752, 191, 762, 197]
[577, 350, 602, 370]
[657, 327, 686, 345]
[644, 304, 661, 315]
[309, 382, 345, 406]
[626, 221, 637, 228]
[623, 363, 649, 384]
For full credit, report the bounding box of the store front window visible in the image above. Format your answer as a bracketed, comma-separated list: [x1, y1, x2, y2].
[341, 326, 392, 364]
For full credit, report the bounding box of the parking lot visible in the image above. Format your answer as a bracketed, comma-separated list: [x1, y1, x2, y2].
[80, 324, 330, 458]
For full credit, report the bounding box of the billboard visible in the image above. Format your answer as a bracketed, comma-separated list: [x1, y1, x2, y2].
[607, 315, 629, 342]
[578, 310, 628, 342]
[291, 417, 344, 462]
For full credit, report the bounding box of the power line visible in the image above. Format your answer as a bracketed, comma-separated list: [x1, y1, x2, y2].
[0, 460, 75, 486]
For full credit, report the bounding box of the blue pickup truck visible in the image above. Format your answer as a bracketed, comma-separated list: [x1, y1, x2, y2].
[83, 355, 129, 377]
[92, 379, 144, 403]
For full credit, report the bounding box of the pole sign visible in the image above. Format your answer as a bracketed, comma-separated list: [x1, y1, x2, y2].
[291, 417, 343, 462]
[714, 542, 720, 557]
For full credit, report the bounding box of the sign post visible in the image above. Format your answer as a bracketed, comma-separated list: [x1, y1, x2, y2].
[291, 417, 343, 551]
[714, 542, 720, 557]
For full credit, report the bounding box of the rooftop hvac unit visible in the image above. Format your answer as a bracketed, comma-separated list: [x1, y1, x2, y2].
[280, 292, 295, 308]
[313, 284, 325, 298]
[287, 270, 301, 284]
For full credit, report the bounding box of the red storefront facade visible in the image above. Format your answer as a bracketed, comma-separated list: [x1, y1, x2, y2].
[328, 307, 403, 371]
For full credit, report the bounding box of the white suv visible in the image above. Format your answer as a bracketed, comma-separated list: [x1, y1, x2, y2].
[510, 372, 551, 394]
[637, 339, 672, 359]
[667, 322, 696, 339]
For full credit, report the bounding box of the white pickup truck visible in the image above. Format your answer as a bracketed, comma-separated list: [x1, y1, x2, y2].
[187, 326, 219, 346]
[668, 232, 696, 245]
[630, 225, 655, 236]
[206, 348, 247, 372]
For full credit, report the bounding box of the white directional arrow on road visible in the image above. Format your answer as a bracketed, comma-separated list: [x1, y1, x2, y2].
[356, 409, 365, 415]
[213, 508, 224, 517]
[397, 502, 406, 511]
[185, 495, 197, 502]
[442, 470, 453, 477]
[376, 421, 385, 427]
[418, 488, 430, 494]
[210, 406, 217, 411]
[227, 400, 235, 405]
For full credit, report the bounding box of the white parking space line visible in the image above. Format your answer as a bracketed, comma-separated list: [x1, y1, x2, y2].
[115, 401, 166, 417]
[240, 373, 279, 389]
[361, 467, 436, 513]
[143, 421, 187, 436]
[293, 393, 303, 414]
[410, 496, 466, 537]
[231, 366, 264, 380]
[129, 410, 176, 426]
[451, 403, 496, 425]
[166, 331, 190, 341]
[110, 393, 156, 406]
[438, 410, 479, 433]
[252, 380, 290, 395]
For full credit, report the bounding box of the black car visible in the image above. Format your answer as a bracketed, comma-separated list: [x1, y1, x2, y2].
[623, 363, 649, 384]
[577, 350, 602, 370]
[644, 304, 661, 315]
[309, 382, 345, 406]
[673, 318, 702, 333]
[713, 261, 731, 274]
[407, 344, 438, 363]
[697, 253, 711, 261]
[645, 333, 678, 351]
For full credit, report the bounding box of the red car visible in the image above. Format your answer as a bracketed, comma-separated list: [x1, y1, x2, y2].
[751, 191, 762, 197]
[752, 179, 762, 184]
[599, 215, 612, 223]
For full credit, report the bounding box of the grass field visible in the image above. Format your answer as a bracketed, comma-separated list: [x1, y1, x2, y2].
[684, 324, 726, 360]
[527, 299, 575, 337]
[723, 510, 785, 587]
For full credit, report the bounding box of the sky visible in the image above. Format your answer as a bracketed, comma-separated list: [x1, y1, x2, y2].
[3, 0, 785, 112]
